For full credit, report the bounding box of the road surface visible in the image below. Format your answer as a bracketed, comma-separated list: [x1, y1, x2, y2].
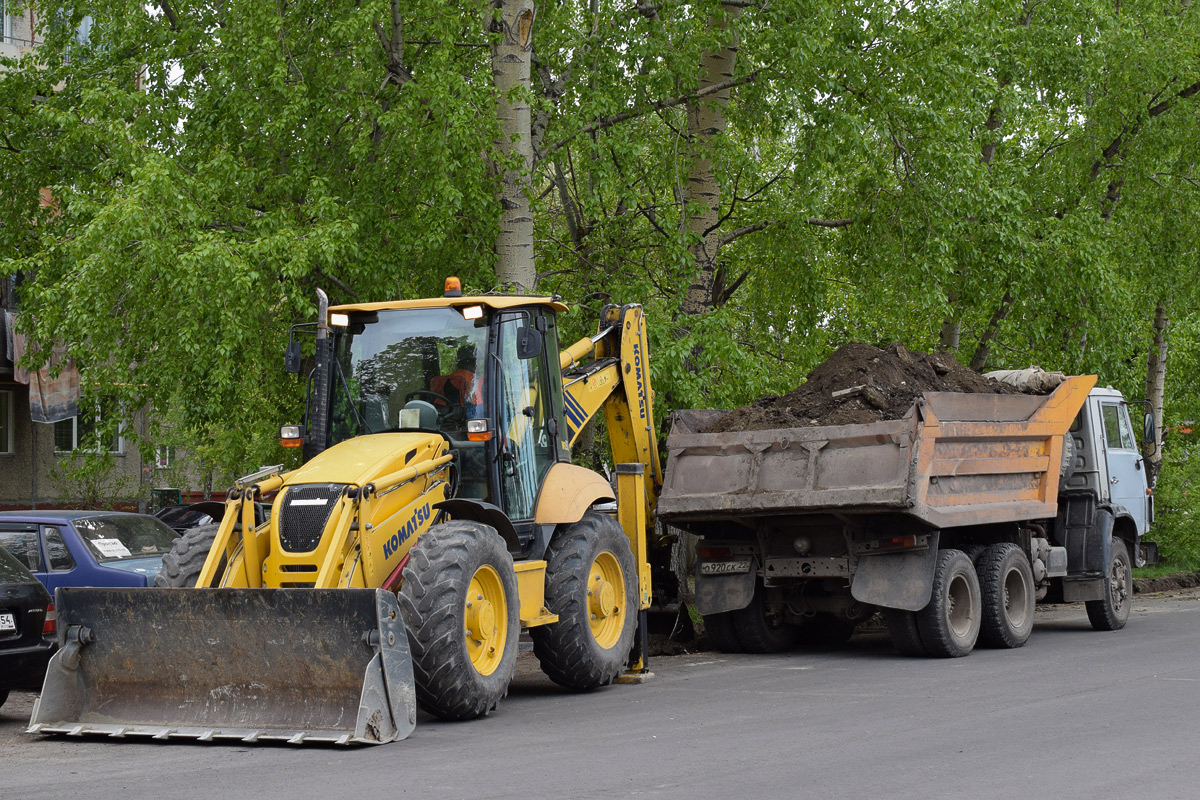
[3, 590, 1198, 800]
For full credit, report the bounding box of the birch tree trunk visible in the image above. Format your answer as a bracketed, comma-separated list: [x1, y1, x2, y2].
[491, 0, 537, 292]
[680, 5, 741, 316]
[1144, 300, 1168, 486]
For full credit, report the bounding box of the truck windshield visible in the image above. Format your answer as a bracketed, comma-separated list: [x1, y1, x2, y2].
[329, 307, 489, 446]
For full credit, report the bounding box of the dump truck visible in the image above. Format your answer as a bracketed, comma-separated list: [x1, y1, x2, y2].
[657, 375, 1157, 657]
[29, 280, 662, 744]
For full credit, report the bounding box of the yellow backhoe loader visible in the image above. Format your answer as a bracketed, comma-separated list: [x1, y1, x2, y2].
[29, 279, 662, 744]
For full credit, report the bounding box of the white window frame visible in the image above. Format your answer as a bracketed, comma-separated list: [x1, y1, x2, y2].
[0, 389, 13, 455]
[53, 412, 124, 455]
[155, 445, 174, 469]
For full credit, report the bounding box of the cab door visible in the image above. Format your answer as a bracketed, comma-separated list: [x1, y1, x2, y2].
[1099, 401, 1149, 535]
[493, 310, 559, 525]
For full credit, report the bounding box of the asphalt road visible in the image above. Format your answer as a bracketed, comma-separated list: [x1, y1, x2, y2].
[4, 591, 1200, 800]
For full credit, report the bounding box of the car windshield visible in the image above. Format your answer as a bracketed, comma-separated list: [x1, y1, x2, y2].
[330, 306, 489, 446]
[72, 516, 179, 563]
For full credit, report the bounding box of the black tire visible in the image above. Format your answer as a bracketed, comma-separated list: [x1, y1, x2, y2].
[977, 543, 1035, 649]
[958, 544, 986, 565]
[799, 613, 858, 647]
[398, 521, 519, 720]
[884, 608, 928, 656]
[0, 689, 8, 710]
[153, 524, 224, 588]
[1086, 537, 1132, 632]
[531, 512, 638, 690]
[728, 579, 799, 653]
[702, 610, 744, 653]
[915, 549, 981, 658]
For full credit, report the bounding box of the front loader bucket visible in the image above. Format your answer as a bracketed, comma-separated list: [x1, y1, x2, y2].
[28, 588, 416, 745]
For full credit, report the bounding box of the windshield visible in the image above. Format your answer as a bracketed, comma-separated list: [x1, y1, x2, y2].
[330, 307, 489, 446]
[72, 516, 180, 563]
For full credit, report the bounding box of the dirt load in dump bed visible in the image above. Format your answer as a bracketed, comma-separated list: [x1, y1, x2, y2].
[705, 342, 1021, 433]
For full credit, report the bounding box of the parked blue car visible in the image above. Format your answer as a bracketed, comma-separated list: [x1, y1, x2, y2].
[0, 511, 180, 591]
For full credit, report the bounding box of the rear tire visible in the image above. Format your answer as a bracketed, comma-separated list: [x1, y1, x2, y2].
[728, 579, 798, 653]
[399, 521, 519, 720]
[701, 610, 744, 653]
[0, 689, 8, 710]
[885, 609, 927, 656]
[977, 543, 1035, 649]
[1086, 537, 1132, 631]
[154, 523, 223, 588]
[915, 549, 980, 658]
[531, 512, 638, 690]
[799, 613, 858, 647]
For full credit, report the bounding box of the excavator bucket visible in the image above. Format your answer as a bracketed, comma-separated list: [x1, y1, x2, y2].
[28, 587, 416, 745]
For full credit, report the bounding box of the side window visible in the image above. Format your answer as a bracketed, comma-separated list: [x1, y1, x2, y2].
[1118, 406, 1137, 451]
[43, 526, 76, 572]
[0, 530, 44, 572]
[496, 312, 557, 521]
[1100, 404, 1125, 451]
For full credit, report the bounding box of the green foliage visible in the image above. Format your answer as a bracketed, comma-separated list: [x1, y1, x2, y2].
[1146, 434, 1200, 570]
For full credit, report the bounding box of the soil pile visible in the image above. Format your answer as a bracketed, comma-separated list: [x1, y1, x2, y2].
[705, 342, 1019, 433]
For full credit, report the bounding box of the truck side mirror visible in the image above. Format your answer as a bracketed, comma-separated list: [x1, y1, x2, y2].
[285, 341, 303, 374]
[516, 326, 543, 360]
[1143, 412, 1155, 445]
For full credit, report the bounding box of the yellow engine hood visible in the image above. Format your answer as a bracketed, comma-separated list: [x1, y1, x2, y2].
[285, 433, 446, 487]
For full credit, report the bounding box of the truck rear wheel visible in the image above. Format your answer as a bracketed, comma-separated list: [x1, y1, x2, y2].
[1086, 537, 1131, 631]
[915, 549, 980, 658]
[531, 512, 638, 690]
[884, 609, 927, 656]
[398, 521, 519, 720]
[154, 524, 224, 588]
[729, 579, 798, 653]
[977, 543, 1035, 648]
[702, 611, 744, 653]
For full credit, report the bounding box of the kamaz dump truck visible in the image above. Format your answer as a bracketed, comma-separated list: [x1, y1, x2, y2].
[29, 280, 662, 744]
[657, 375, 1157, 657]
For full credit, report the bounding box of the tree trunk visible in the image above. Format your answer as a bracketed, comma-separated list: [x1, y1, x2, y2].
[680, 5, 741, 317]
[491, 0, 537, 292]
[968, 291, 1014, 371]
[1143, 300, 1167, 486]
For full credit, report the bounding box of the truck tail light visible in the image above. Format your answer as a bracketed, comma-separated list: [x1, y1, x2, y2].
[698, 545, 733, 559]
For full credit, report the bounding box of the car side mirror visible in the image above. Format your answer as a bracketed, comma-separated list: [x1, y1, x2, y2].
[285, 341, 303, 374]
[516, 326, 543, 360]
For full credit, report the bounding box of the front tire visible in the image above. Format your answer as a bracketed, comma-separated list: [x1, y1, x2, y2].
[398, 521, 519, 720]
[915, 549, 980, 658]
[154, 524, 222, 588]
[977, 543, 1035, 649]
[531, 512, 638, 690]
[1086, 537, 1132, 631]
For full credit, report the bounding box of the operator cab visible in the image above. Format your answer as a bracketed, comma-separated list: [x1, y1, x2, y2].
[291, 284, 571, 555]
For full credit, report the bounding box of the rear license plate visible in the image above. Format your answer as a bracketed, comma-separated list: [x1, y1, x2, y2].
[0, 612, 15, 632]
[700, 559, 752, 575]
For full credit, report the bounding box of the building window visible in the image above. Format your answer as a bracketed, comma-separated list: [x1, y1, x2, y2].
[53, 411, 123, 454]
[0, 389, 12, 455]
[155, 445, 174, 469]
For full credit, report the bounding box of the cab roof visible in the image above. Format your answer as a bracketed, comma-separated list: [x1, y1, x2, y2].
[330, 295, 569, 315]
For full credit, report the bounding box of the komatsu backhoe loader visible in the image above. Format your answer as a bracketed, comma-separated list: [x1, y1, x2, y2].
[29, 279, 662, 744]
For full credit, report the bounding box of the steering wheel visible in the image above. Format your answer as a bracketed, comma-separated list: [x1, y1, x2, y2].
[405, 390, 453, 407]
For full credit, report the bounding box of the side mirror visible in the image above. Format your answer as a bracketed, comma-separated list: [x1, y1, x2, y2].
[285, 341, 303, 374]
[516, 325, 543, 360]
[1143, 412, 1156, 445]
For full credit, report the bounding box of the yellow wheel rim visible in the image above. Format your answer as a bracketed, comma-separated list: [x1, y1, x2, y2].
[464, 564, 507, 676]
[587, 551, 626, 650]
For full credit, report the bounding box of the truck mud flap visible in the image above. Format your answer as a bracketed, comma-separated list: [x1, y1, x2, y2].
[850, 531, 940, 612]
[28, 587, 416, 745]
[694, 562, 757, 615]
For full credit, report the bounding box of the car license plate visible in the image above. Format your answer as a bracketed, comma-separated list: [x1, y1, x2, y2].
[700, 559, 752, 575]
[0, 612, 15, 632]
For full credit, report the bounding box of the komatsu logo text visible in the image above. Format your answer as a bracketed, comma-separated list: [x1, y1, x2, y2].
[633, 341, 647, 420]
[383, 503, 430, 558]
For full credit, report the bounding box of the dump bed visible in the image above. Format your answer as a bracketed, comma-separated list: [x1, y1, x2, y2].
[658, 375, 1097, 530]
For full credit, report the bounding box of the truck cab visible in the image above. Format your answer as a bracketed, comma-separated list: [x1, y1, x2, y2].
[1063, 387, 1154, 566]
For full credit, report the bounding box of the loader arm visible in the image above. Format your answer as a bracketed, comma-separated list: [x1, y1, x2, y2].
[559, 303, 663, 517]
